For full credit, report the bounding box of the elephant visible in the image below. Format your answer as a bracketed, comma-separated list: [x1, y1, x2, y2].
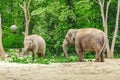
[23, 33, 46, 60]
[62, 28, 107, 62]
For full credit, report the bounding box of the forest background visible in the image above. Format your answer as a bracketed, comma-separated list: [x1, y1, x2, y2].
[0, 0, 120, 59]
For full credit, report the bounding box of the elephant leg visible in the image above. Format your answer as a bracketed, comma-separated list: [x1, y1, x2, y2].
[95, 48, 105, 62]
[37, 53, 44, 58]
[94, 44, 103, 62]
[95, 51, 100, 62]
[37, 53, 41, 58]
[100, 50, 105, 62]
[32, 53, 35, 60]
[23, 50, 28, 55]
[40, 53, 44, 57]
[78, 52, 83, 62]
[32, 49, 37, 60]
[75, 47, 83, 62]
[37, 49, 45, 58]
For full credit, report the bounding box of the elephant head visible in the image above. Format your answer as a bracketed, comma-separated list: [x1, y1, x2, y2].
[62, 29, 78, 58]
[23, 36, 34, 55]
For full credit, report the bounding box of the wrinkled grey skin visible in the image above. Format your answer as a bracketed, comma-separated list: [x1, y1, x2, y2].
[23, 34, 46, 60]
[62, 28, 107, 62]
[62, 29, 77, 58]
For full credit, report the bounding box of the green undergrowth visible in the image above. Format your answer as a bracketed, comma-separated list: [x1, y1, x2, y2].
[9, 54, 78, 64]
[8, 54, 95, 64]
[5, 49, 120, 64]
[7, 49, 78, 64]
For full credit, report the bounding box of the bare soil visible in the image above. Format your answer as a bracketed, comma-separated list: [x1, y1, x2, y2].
[0, 59, 120, 80]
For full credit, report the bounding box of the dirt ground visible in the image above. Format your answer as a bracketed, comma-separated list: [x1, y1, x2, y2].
[0, 59, 120, 80]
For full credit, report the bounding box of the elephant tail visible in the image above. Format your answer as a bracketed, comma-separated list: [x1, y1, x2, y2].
[98, 33, 107, 56]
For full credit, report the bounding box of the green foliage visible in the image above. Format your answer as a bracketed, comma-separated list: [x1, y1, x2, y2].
[6, 49, 120, 64]
[0, 0, 120, 61]
[7, 49, 99, 64]
[9, 53, 96, 64]
[9, 52, 78, 64]
[0, 0, 24, 48]
[3, 32, 24, 48]
[31, 0, 98, 55]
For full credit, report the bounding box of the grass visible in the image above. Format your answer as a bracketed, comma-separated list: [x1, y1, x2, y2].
[5, 49, 120, 64]
[7, 49, 79, 64]
[8, 53, 95, 64]
[9, 54, 78, 64]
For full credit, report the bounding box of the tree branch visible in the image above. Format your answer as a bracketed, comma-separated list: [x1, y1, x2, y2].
[98, 0, 106, 30]
[106, 0, 111, 22]
[19, 3, 24, 9]
[27, 0, 31, 25]
[93, 0, 99, 4]
[20, 0, 30, 36]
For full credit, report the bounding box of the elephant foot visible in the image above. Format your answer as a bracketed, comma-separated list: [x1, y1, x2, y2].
[78, 59, 83, 62]
[95, 58, 105, 62]
[95, 58, 99, 62]
[100, 59, 105, 62]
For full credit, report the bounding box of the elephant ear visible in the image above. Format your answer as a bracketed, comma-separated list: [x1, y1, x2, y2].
[68, 29, 75, 37]
[29, 38, 34, 47]
[72, 30, 77, 42]
[68, 29, 77, 43]
[68, 31, 72, 37]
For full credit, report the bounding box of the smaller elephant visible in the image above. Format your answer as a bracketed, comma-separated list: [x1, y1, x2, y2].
[23, 33, 46, 60]
[62, 28, 107, 62]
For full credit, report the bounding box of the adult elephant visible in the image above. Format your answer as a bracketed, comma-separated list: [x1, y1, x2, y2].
[62, 28, 107, 62]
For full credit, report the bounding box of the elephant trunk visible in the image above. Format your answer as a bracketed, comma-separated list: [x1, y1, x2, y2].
[62, 39, 69, 58]
[23, 47, 28, 55]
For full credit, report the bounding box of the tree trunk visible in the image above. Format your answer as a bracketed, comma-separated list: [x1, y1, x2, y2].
[111, 0, 120, 57]
[97, 0, 120, 58]
[98, 0, 112, 58]
[20, 0, 31, 36]
[0, 14, 5, 60]
[24, 0, 29, 36]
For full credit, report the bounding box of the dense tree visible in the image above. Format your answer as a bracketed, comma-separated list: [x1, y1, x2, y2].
[0, 0, 120, 57]
[20, 0, 31, 36]
[96, 0, 120, 58]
